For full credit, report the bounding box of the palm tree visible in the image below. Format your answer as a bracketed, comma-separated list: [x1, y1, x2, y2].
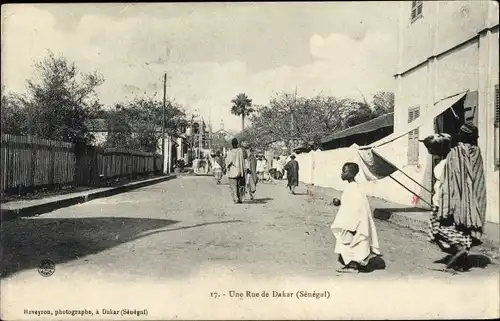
[230, 93, 254, 131]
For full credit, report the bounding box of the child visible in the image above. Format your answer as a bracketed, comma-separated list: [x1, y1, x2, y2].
[212, 151, 224, 184]
[331, 162, 381, 273]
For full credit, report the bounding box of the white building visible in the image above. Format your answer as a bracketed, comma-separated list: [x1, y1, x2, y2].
[388, 1, 499, 223]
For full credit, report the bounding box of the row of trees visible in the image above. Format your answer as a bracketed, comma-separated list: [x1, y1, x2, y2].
[2, 51, 394, 155]
[229, 90, 394, 152]
[102, 97, 187, 153]
[1, 52, 188, 153]
[1, 52, 104, 145]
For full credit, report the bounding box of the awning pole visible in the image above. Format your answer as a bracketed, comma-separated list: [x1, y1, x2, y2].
[388, 175, 432, 208]
[396, 168, 433, 194]
[370, 149, 433, 195]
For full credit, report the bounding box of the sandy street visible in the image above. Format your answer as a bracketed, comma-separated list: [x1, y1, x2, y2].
[2, 176, 499, 319]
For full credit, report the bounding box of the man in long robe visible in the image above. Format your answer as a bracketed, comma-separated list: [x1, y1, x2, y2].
[245, 148, 258, 200]
[225, 138, 247, 204]
[331, 162, 381, 273]
[427, 122, 487, 271]
[284, 154, 299, 194]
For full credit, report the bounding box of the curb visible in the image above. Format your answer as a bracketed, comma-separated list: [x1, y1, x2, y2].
[1, 175, 176, 221]
[305, 184, 500, 250]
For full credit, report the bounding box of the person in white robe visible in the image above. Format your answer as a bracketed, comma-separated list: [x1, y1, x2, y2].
[331, 162, 381, 273]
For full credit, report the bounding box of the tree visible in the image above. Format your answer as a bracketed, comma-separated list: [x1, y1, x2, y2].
[1, 89, 25, 135]
[103, 104, 134, 149]
[230, 93, 254, 131]
[247, 92, 355, 149]
[344, 100, 375, 127]
[372, 91, 395, 116]
[18, 51, 105, 144]
[233, 90, 395, 151]
[104, 95, 188, 153]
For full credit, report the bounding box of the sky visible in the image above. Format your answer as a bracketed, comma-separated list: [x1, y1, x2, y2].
[1, 2, 399, 133]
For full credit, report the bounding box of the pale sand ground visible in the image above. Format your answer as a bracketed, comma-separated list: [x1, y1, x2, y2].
[2, 176, 499, 319]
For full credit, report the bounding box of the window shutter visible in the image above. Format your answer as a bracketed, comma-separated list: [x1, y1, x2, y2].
[495, 84, 499, 168]
[414, 108, 420, 120]
[411, 1, 423, 21]
[463, 91, 479, 127]
[495, 84, 499, 127]
[407, 106, 420, 165]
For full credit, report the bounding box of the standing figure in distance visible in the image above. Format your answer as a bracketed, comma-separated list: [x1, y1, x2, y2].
[275, 156, 284, 180]
[212, 151, 224, 185]
[245, 148, 258, 200]
[284, 154, 299, 194]
[225, 138, 247, 204]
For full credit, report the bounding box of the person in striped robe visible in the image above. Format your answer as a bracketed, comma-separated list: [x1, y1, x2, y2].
[424, 122, 487, 272]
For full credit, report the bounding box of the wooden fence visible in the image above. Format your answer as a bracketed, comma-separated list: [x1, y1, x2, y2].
[1, 134, 163, 194]
[1, 134, 76, 194]
[75, 146, 163, 185]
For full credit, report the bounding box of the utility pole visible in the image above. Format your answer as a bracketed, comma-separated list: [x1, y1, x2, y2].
[162, 73, 167, 174]
[189, 114, 195, 162]
[290, 86, 297, 151]
[199, 118, 204, 158]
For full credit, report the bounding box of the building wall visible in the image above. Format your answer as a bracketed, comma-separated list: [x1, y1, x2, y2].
[397, 1, 493, 73]
[295, 146, 430, 207]
[436, 1, 490, 54]
[398, 1, 437, 72]
[394, 1, 499, 223]
[435, 40, 479, 99]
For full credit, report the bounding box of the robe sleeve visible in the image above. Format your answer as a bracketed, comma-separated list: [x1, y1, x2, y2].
[225, 151, 233, 168]
[332, 187, 363, 232]
[339, 230, 355, 245]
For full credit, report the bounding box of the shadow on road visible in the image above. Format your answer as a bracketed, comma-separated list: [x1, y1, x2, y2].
[136, 220, 244, 238]
[434, 254, 492, 269]
[0, 217, 179, 278]
[372, 207, 428, 220]
[245, 198, 273, 204]
[361, 256, 387, 273]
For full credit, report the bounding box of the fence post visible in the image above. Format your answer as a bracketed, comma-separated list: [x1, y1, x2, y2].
[49, 141, 56, 186]
[120, 152, 124, 177]
[30, 136, 37, 188]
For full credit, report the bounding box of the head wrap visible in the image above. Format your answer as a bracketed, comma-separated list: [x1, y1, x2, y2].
[458, 121, 479, 139]
[420, 133, 452, 156]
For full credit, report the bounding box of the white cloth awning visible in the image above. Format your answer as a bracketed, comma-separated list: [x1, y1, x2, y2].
[358, 90, 469, 150]
[350, 143, 398, 181]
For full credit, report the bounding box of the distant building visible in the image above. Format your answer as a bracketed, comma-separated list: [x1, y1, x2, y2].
[320, 113, 394, 150]
[392, 1, 499, 223]
[213, 117, 233, 139]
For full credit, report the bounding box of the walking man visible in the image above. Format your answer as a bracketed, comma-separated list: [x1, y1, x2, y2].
[225, 138, 247, 204]
[245, 148, 258, 200]
[284, 154, 299, 194]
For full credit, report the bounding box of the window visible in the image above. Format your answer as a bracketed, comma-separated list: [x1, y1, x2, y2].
[495, 84, 499, 169]
[407, 106, 420, 165]
[411, 1, 423, 22]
